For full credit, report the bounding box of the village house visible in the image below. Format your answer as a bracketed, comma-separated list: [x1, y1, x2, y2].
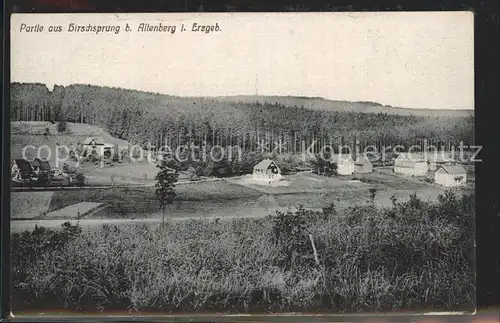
[11, 158, 52, 183]
[82, 136, 115, 158]
[331, 154, 355, 176]
[394, 152, 428, 176]
[253, 159, 281, 182]
[354, 154, 374, 174]
[434, 165, 467, 187]
[11, 159, 34, 183]
[83, 136, 105, 156]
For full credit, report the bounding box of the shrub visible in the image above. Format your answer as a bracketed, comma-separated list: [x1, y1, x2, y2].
[321, 202, 337, 221]
[68, 149, 79, 162]
[369, 188, 377, 203]
[268, 206, 313, 268]
[86, 150, 100, 164]
[75, 173, 85, 187]
[155, 164, 179, 222]
[11, 222, 82, 285]
[187, 166, 197, 181]
[103, 149, 112, 160]
[56, 120, 68, 133]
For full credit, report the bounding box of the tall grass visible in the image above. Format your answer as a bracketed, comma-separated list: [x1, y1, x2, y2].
[11, 191, 475, 313]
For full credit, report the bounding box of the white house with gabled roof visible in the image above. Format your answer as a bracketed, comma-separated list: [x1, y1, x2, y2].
[434, 165, 467, 187]
[253, 159, 281, 182]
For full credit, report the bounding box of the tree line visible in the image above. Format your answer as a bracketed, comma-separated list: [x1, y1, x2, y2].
[11, 82, 474, 154]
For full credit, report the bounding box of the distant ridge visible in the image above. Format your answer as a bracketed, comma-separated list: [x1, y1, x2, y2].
[11, 82, 473, 118]
[208, 95, 474, 117]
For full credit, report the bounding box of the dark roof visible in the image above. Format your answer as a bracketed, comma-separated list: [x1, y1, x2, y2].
[436, 165, 467, 174]
[83, 136, 105, 145]
[14, 159, 34, 173]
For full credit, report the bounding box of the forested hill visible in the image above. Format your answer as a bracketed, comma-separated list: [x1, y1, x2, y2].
[211, 95, 473, 117]
[10, 83, 474, 152]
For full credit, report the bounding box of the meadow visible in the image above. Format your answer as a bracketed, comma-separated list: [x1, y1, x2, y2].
[13, 168, 472, 220]
[11, 191, 475, 314]
[43, 181, 262, 217]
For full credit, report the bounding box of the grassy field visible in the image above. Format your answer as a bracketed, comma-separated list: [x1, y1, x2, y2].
[228, 172, 371, 195]
[80, 163, 195, 186]
[12, 168, 473, 220]
[82, 164, 158, 184]
[262, 171, 460, 209]
[11, 191, 475, 314]
[44, 181, 263, 218]
[10, 191, 54, 219]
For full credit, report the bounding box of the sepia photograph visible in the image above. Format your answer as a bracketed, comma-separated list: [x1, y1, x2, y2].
[9, 12, 475, 315]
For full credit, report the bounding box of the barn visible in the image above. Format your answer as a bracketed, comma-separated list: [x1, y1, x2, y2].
[354, 155, 373, 174]
[331, 154, 355, 176]
[253, 159, 281, 182]
[394, 153, 428, 177]
[434, 165, 467, 187]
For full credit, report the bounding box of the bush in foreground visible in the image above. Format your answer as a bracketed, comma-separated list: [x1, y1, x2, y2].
[11, 192, 475, 313]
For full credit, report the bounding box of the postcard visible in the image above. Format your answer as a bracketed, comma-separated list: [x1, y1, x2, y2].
[9, 12, 475, 317]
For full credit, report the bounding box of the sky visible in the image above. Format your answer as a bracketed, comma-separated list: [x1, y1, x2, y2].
[11, 12, 474, 110]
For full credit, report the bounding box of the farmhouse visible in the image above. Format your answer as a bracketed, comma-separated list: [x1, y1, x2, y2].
[354, 155, 373, 174]
[83, 136, 105, 155]
[394, 153, 428, 177]
[82, 136, 115, 157]
[11, 158, 54, 184]
[253, 159, 281, 182]
[331, 154, 355, 176]
[434, 165, 467, 187]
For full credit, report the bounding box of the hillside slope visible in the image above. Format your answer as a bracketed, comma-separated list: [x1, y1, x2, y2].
[10, 83, 474, 152]
[11, 121, 130, 164]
